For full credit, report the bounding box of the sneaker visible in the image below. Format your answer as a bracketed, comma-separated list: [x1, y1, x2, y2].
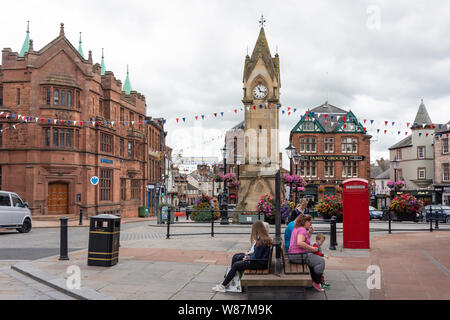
[311, 281, 324, 292]
[212, 284, 226, 293]
[322, 282, 330, 289]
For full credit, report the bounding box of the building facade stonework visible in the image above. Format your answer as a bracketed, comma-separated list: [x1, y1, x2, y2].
[0, 23, 166, 218]
[290, 103, 371, 203]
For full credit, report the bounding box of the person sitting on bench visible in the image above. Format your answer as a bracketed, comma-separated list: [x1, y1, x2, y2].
[212, 220, 272, 293]
[288, 214, 325, 292]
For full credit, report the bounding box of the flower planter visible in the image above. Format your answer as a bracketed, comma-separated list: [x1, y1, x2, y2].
[238, 214, 263, 224]
[264, 215, 275, 225]
[394, 211, 416, 222]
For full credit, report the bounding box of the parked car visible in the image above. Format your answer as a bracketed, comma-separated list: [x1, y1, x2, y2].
[0, 191, 32, 233]
[422, 205, 449, 223]
[369, 206, 383, 220]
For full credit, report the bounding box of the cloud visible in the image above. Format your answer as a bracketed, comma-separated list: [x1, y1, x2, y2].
[1, 0, 450, 168]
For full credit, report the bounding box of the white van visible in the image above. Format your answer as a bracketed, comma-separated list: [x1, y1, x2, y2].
[0, 191, 32, 233]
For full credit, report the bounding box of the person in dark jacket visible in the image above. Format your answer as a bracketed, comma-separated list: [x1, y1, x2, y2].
[212, 221, 273, 292]
[288, 199, 309, 223]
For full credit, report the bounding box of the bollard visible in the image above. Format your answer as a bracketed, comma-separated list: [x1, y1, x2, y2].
[59, 217, 69, 261]
[435, 209, 440, 230]
[329, 216, 336, 250]
[388, 210, 392, 234]
[166, 208, 171, 239]
[211, 209, 215, 237]
[79, 209, 83, 226]
[429, 206, 433, 232]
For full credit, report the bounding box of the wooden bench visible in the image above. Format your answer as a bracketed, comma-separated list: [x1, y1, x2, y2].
[281, 242, 310, 275]
[241, 241, 312, 300]
[243, 245, 273, 276]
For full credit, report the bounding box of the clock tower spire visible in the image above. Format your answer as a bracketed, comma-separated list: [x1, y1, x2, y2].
[237, 18, 281, 212]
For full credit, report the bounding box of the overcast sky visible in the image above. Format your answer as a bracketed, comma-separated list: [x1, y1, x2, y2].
[2, 0, 450, 170]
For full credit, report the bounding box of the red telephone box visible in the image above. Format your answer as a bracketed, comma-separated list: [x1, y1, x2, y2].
[342, 178, 370, 249]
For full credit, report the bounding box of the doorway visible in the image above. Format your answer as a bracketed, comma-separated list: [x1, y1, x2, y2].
[48, 182, 69, 215]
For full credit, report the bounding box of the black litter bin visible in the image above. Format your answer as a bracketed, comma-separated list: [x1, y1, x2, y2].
[88, 214, 121, 267]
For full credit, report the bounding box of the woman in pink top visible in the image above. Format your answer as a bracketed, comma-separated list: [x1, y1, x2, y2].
[288, 214, 325, 292]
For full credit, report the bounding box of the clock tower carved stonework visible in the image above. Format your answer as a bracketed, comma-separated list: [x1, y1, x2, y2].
[237, 25, 281, 212]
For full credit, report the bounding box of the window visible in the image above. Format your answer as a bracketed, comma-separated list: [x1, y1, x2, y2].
[0, 124, 2, 147]
[120, 139, 124, 157]
[342, 138, 357, 153]
[417, 146, 425, 159]
[397, 169, 403, 181]
[343, 123, 356, 131]
[67, 91, 72, 107]
[299, 161, 316, 177]
[17, 88, 20, 105]
[442, 138, 449, 154]
[53, 129, 59, 147]
[302, 122, 314, 131]
[129, 112, 134, 122]
[121, 178, 126, 201]
[65, 131, 72, 147]
[443, 163, 450, 182]
[120, 108, 124, 122]
[76, 90, 80, 108]
[51, 128, 73, 148]
[100, 133, 113, 154]
[0, 86, 3, 106]
[131, 180, 140, 200]
[60, 90, 65, 106]
[46, 88, 51, 105]
[418, 168, 426, 180]
[325, 161, 334, 177]
[44, 128, 50, 146]
[128, 141, 133, 158]
[396, 149, 402, 160]
[54, 89, 59, 105]
[342, 161, 358, 178]
[11, 194, 24, 208]
[0, 193, 10, 207]
[299, 138, 316, 153]
[324, 138, 334, 153]
[100, 169, 113, 201]
[0, 167, 2, 190]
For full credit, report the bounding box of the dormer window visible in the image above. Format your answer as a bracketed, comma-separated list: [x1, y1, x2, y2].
[302, 122, 314, 131]
[343, 123, 356, 131]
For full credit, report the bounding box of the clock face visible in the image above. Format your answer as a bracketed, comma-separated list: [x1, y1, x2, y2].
[253, 84, 268, 99]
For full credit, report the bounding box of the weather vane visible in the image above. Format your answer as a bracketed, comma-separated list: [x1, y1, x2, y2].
[259, 14, 266, 28]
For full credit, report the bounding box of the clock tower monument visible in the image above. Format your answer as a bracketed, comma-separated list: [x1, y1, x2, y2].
[237, 17, 281, 212]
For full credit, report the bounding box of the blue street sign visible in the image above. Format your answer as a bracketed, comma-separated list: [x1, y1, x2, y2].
[90, 176, 99, 186]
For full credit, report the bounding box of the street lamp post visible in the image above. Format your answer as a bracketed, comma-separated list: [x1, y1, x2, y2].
[391, 156, 400, 220]
[285, 142, 295, 202]
[293, 151, 301, 205]
[220, 144, 229, 225]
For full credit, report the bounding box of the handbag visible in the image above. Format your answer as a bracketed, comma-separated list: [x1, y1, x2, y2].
[223, 267, 243, 293]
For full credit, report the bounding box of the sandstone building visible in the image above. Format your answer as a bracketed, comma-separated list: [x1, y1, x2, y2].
[0, 23, 166, 217]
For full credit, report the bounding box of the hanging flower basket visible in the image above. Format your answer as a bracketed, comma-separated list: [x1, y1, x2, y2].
[256, 194, 276, 224]
[389, 193, 423, 221]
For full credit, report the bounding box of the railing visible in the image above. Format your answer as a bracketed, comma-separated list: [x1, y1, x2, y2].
[163, 208, 340, 250]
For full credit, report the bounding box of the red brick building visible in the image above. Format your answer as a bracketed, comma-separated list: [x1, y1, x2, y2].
[289, 102, 371, 203]
[0, 23, 166, 218]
